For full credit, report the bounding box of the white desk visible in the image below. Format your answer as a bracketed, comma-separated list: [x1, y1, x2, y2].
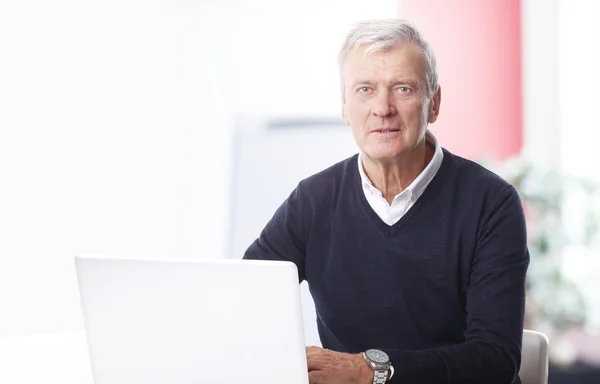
[0, 331, 94, 384]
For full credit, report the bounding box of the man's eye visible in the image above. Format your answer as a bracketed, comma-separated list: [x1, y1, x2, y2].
[397, 87, 410, 93]
[358, 87, 371, 93]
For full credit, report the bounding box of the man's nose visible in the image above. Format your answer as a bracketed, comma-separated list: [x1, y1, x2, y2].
[371, 92, 397, 117]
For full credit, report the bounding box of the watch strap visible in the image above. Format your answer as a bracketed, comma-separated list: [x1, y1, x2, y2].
[373, 368, 388, 384]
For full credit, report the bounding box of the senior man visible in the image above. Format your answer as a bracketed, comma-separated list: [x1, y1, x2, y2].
[244, 19, 529, 384]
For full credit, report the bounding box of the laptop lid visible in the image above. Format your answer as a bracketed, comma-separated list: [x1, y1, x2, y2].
[75, 254, 308, 384]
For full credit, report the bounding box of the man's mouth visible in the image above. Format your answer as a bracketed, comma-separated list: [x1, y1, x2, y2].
[372, 128, 401, 133]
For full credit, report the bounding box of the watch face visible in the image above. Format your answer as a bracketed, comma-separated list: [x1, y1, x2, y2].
[365, 349, 389, 363]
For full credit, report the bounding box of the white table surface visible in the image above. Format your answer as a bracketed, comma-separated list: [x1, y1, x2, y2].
[0, 331, 94, 384]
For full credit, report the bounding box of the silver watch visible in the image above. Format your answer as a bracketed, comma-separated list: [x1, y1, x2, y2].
[363, 349, 391, 384]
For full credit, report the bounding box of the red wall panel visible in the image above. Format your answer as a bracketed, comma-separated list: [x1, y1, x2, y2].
[400, 0, 523, 160]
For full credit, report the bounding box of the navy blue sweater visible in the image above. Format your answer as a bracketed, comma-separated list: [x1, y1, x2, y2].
[244, 149, 529, 383]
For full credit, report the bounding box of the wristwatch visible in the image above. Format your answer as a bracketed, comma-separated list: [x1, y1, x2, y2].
[362, 349, 392, 384]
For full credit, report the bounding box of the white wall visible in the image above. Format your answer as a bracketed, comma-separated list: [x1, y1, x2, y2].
[557, 0, 600, 328]
[558, 0, 600, 180]
[0, 0, 399, 337]
[0, 0, 233, 337]
[521, 0, 561, 167]
[228, 0, 399, 118]
[520, 0, 600, 329]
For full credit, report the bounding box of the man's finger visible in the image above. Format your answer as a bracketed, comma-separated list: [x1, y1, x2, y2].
[306, 345, 323, 354]
[306, 346, 327, 361]
[308, 369, 328, 384]
[306, 351, 330, 371]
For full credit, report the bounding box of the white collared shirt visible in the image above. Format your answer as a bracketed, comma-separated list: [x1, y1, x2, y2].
[357, 130, 444, 226]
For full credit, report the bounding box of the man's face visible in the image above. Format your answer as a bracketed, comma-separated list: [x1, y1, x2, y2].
[342, 43, 439, 162]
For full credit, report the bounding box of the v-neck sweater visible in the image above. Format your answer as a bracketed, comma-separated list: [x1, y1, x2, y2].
[244, 149, 529, 383]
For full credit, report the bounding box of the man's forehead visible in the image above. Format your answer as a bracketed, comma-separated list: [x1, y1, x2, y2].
[344, 43, 427, 80]
[346, 42, 425, 66]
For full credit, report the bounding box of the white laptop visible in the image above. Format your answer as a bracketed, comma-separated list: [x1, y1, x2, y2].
[74, 254, 309, 384]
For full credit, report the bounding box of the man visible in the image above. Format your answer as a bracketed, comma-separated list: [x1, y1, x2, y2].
[244, 19, 529, 384]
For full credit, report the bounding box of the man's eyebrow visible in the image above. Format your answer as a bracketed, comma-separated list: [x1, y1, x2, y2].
[350, 79, 423, 88]
[391, 79, 421, 88]
[350, 80, 375, 88]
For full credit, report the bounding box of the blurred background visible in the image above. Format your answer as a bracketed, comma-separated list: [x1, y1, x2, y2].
[0, 0, 599, 382]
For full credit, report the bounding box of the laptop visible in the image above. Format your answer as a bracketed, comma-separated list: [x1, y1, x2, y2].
[74, 254, 309, 384]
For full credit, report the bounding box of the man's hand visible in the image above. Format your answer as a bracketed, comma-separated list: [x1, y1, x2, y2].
[306, 346, 373, 384]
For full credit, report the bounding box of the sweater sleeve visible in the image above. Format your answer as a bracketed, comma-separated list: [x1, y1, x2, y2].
[242, 183, 310, 282]
[386, 185, 529, 383]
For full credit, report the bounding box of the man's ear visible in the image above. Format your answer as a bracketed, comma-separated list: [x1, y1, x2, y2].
[342, 102, 350, 125]
[428, 86, 441, 124]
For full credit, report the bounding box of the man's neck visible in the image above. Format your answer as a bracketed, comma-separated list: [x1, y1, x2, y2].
[361, 140, 434, 204]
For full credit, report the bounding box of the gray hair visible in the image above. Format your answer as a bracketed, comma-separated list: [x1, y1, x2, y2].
[338, 19, 439, 99]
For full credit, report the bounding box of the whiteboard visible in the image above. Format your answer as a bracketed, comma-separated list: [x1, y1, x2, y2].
[228, 118, 359, 346]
